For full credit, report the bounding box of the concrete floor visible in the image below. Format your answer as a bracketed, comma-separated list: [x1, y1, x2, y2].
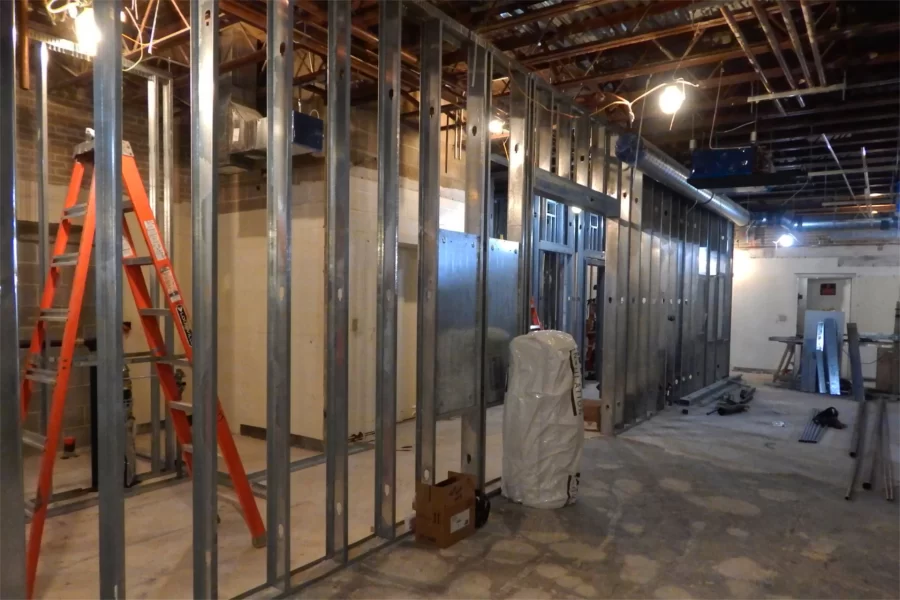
[24, 408, 505, 598]
[304, 375, 900, 600]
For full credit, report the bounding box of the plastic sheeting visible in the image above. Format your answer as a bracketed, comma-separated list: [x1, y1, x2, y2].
[502, 330, 584, 509]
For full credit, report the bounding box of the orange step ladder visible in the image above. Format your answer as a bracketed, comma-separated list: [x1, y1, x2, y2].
[19, 140, 266, 598]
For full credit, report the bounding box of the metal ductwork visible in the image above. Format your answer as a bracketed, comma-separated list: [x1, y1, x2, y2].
[799, 216, 897, 230]
[615, 133, 752, 227]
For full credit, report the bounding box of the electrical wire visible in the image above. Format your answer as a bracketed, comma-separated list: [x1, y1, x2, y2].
[45, 0, 79, 14]
[590, 78, 699, 123]
[123, 5, 144, 72]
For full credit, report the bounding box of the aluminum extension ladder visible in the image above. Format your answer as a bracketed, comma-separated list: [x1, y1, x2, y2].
[19, 140, 266, 598]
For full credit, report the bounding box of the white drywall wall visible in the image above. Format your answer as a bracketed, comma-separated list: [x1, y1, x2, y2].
[731, 244, 900, 379]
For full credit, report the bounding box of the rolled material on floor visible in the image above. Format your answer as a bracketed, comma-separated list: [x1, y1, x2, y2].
[883, 411, 895, 502]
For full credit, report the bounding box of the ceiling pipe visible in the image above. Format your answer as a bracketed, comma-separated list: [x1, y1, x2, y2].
[616, 133, 751, 227]
[775, 0, 814, 88]
[800, 0, 828, 86]
[749, 0, 804, 107]
[719, 5, 787, 116]
[798, 216, 895, 229]
[821, 134, 857, 199]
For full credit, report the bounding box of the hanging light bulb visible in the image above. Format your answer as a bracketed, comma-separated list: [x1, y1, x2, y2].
[658, 84, 685, 115]
[74, 7, 100, 57]
[489, 118, 506, 135]
[776, 234, 795, 247]
[570, 206, 583, 215]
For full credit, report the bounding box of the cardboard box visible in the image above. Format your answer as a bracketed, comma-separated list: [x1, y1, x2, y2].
[415, 471, 476, 548]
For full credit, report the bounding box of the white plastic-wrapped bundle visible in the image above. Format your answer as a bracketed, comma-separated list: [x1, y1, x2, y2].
[502, 330, 584, 509]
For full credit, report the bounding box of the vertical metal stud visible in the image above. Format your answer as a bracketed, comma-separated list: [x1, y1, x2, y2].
[161, 78, 177, 473]
[416, 19, 441, 487]
[325, 0, 351, 563]
[94, 1, 126, 597]
[0, 3, 26, 596]
[375, 0, 401, 540]
[556, 105, 572, 179]
[610, 137, 628, 427]
[637, 178, 652, 420]
[462, 42, 490, 488]
[34, 41, 50, 438]
[536, 87, 553, 172]
[147, 75, 162, 474]
[721, 222, 734, 376]
[574, 117, 590, 187]
[507, 68, 531, 332]
[625, 169, 643, 425]
[266, 0, 292, 588]
[191, 1, 219, 596]
[598, 126, 618, 434]
[648, 182, 662, 414]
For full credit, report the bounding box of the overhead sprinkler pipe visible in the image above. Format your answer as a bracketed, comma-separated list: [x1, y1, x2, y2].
[615, 133, 751, 227]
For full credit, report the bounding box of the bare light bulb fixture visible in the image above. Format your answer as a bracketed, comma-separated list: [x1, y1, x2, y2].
[74, 7, 100, 57]
[489, 118, 506, 135]
[658, 84, 685, 115]
[570, 206, 583, 215]
[776, 234, 795, 248]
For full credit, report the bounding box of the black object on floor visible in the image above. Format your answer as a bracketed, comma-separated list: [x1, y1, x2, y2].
[799, 408, 826, 443]
[813, 406, 846, 429]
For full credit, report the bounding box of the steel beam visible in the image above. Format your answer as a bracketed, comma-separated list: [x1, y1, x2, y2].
[161, 78, 177, 473]
[610, 137, 628, 427]
[637, 177, 652, 420]
[266, 0, 293, 588]
[147, 75, 162, 474]
[801, 0, 827, 86]
[749, 0, 805, 107]
[190, 1, 220, 596]
[94, 1, 126, 597]
[416, 19, 441, 488]
[462, 42, 490, 488]
[0, 3, 26, 597]
[507, 68, 532, 332]
[34, 41, 50, 437]
[375, 0, 400, 541]
[325, 0, 351, 563]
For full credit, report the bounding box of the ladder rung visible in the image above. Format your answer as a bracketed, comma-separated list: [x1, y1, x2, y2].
[169, 401, 193, 413]
[22, 430, 47, 451]
[52, 252, 79, 267]
[40, 308, 69, 322]
[63, 204, 88, 219]
[139, 308, 171, 317]
[24, 499, 34, 518]
[25, 368, 57, 385]
[157, 356, 191, 367]
[124, 256, 153, 266]
[219, 490, 242, 511]
[181, 444, 224, 459]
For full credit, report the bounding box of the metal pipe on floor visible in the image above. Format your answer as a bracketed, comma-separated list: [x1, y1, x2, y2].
[190, 0, 220, 595]
[882, 413, 894, 501]
[93, 0, 126, 595]
[266, 0, 293, 589]
[749, 0, 805, 107]
[0, 3, 27, 597]
[845, 324, 866, 500]
[863, 397, 885, 490]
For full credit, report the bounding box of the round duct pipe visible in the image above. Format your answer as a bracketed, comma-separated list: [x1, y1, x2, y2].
[774, 215, 899, 230]
[615, 133, 751, 227]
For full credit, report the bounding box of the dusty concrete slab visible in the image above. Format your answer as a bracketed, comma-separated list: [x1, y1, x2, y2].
[303, 377, 900, 599]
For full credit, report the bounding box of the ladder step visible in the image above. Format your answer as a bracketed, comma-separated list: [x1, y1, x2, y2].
[169, 401, 193, 413]
[25, 500, 34, 518]
[181, 444, 224, 460]
[63, 200, 132, 219]
[219, 490, 242, 511]
[25, 368, 57, 385]
[39, 308, 69, 322]
[63, 204, 88, 219]
[124, 256, 153, 266]
[22, 430, 47, 451]
[139, 308, 171, 317]
[51, 252, 79, 267]
[157, 355, 191, 367]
